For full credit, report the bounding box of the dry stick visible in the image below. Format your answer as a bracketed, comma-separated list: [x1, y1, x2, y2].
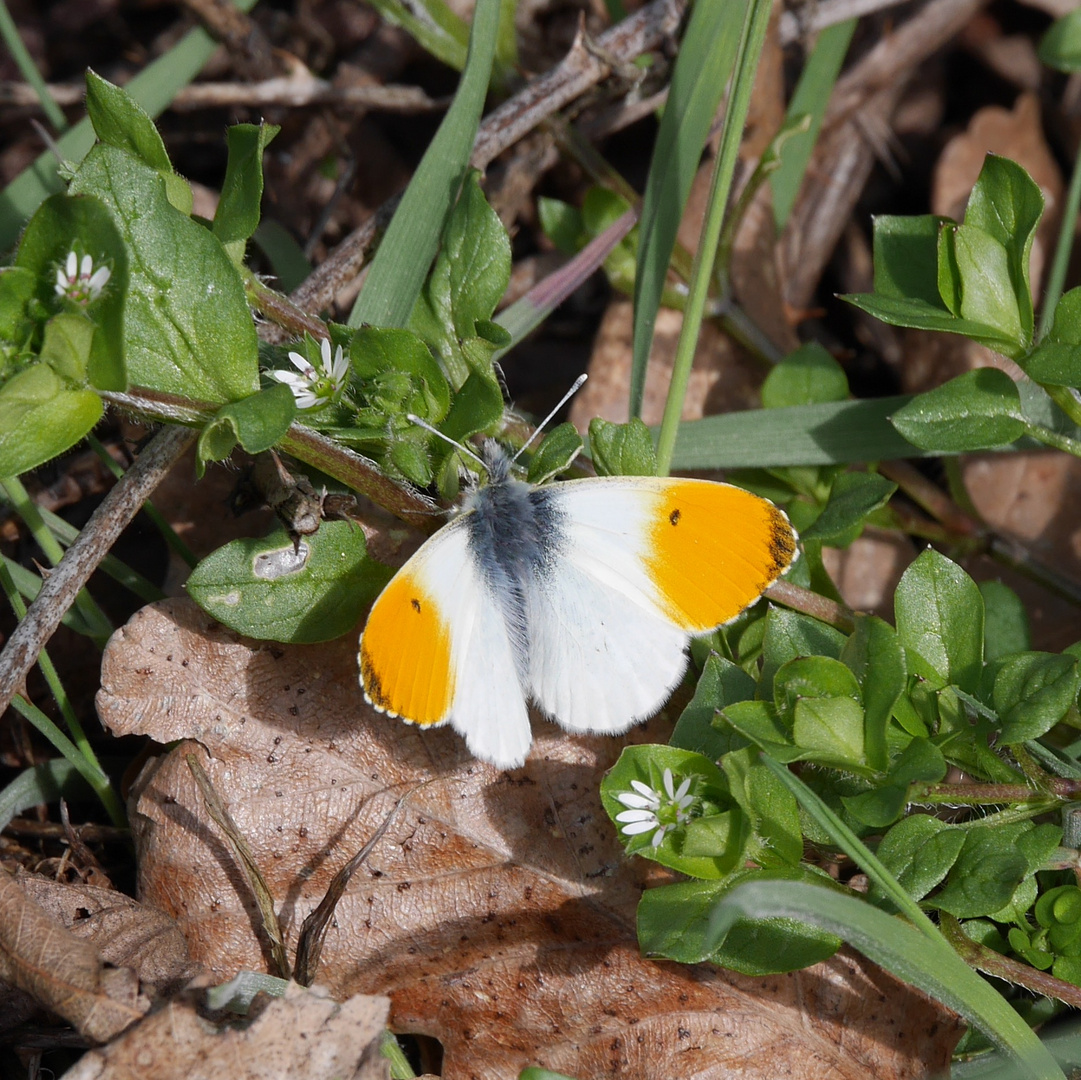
[0, 425, 196, 719]
[0, 77, 441, 112]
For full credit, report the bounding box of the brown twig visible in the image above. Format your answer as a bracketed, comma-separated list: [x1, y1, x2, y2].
[0, 425, 196, 720]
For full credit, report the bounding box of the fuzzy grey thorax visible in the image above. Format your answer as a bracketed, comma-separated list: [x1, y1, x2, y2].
[463, 443, 564, 686]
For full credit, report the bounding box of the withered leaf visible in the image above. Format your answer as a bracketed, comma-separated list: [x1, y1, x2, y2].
[98, 599, 960, 1078]
[62, 981, 389, 1080]
[0, 867, 147, 1043]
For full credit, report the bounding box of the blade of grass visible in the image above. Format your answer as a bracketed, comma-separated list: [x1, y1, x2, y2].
[3, 556, 96, 636]
[9, 695, 123, 826]
[654, 0, 771, 476]
[0, 0, 67, 132]
[770, 18, 856, 230]
[0, 759, 94, 832]
[630, 0, 750, 419]
[0, 477, 112, 644]
[348, 0, 501, 329]
[710, 879, 1065, 1080]
[365, 0, 469, 73]
[0, 560, 123, 825]
[0, 0, 261, 251]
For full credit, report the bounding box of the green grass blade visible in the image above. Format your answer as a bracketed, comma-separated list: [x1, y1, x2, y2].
[666, 396, 924, 468]
[348, 0, 500, 329]
[711, 879, 1065, 1080]
[364, 0, 469, 72]
[655, 0, 770, 476]
[0, 0, 67, 132]
[0, 0, 261, 251]
[0, 759, 91, 831]
[770, 18, 856, 230]
[630, 0, 749, 418]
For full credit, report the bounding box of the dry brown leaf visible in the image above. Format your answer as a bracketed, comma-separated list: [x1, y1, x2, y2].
[97, 598, 960, 1079]
[62, 981, 389, 1080]
[0, 867, 147, 1043]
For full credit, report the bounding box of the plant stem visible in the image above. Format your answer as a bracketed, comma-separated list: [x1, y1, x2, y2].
[1038, 133, 1081, 341]
[1023, 417, 1081, 458]
[654, 0, 772, 476]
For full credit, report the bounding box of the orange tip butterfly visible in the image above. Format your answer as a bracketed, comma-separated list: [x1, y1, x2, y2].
[359, 382, 798, 769]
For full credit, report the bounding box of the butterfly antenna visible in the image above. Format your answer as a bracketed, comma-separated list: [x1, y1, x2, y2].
[510, 373, 588, 464]
[406, 413, 486, 470]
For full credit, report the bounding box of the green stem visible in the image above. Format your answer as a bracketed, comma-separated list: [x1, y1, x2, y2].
[1023, 417, 1081, 458]
[1038, 134, 1081, 341]
[1042, 382, 1081, 431]
[0, 477, 112, 645]
[88, 435, 198, 569]
[654, 0, 773, 477]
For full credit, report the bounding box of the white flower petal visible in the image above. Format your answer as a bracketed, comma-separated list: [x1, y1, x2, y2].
[651, 826, 669, 848]
[615, 809, 657, 824]
[615, 792, 653, 809]
[318, 336, 333, 369]
[65, 251, 78, 279]
[620, 820, 659, 836]
[287, 350, 315, 375]
[663, 768, 677, 799]
[672, 776, 692, 802]
[630, 779, 658, 799]
[87, 265, 111, 297]
[79, 254, 94, 279]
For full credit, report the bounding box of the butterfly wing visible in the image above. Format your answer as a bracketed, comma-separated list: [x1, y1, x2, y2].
[526, 477, 797, 733]
[359, 517, 533, 768]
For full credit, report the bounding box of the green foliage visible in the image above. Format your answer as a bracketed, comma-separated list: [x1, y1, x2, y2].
[185, 523, 393, 644]
[588, 417, 657, 477]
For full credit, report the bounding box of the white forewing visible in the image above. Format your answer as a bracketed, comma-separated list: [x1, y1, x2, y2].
[525, 482, 689, 733]
[411, 521, 533, 768]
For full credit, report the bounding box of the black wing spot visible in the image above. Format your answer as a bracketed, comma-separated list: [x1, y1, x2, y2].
[410, 598, 422, 613]
[669, 508, 682, 526]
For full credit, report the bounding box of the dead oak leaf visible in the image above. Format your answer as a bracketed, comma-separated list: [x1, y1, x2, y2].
[97, 599, 960, 1079]
[62, 981, 389, 1080]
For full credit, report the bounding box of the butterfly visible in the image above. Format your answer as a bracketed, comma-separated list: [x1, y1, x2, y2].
[358, 410, 798, 769]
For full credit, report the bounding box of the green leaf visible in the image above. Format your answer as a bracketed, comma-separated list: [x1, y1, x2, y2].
[213, 122, 280, 257]
[863, 214, 951, 310]
[721, 700, 801, 761]
[439, 369, 504, 451]
[409, 172, 512, 387]
[842, 739, 946, 828]
[894, 548, 984, 693]
[709, 879, 1066, 1079]
[349, 0, 500, 330]
[980, 580, 1031, 660]
[930, 825, 1031, 918]
[84, 69, 173, 174]
[196, 384, 297, 476]
[0, 266, 36, 348]
[630, 0, 749, 417]
[670, 654, 755, 758]
[773, 655, 861, 719]
[840, 615, 906, 773]
[993, 652, 1081, 744]
[69, 145, 259, 403]
[0, 363, 102, 477]
[39, 314, 95, 383]
[761, 343, 849, 409]
[186, 522, 393, 644]
[890, 368, 1026, 452]
[950, 223, 1024, 350]
[0, 759, 92, 832]
[637, 870, 842, 974]
[365, 0, 469, 72]
[721, 746, 803, 867]
[760, 605, 847, 699]
[793, 696, 866, 770]
[1040, 8, 1081, 71]
[14, 192, 128, 390]
[588, 417, 657, 477]
[350, 326, 451, 422]
[536, 196, 583, 254]
[801, 472, 896, 545]
[525, 423, 582, 485]
[1024, 286, 1081, 386]
[963, 155, 1042, 346]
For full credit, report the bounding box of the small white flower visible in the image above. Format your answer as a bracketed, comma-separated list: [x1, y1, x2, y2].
[614, 768, 697, 849]
[54, 250, 111, 305]
[268, 337, 350, 410]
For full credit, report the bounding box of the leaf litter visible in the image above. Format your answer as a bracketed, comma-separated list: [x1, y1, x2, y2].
[96, 597, 960, 1079]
